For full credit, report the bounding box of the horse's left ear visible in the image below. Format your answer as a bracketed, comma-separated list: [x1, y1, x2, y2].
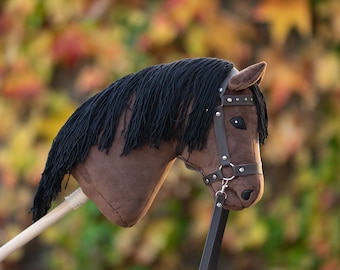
[228, 61, 267, 91]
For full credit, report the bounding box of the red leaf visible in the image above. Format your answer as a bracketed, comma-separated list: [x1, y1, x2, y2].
[51, 26, 92, 68]
[2, 72, 43, 99]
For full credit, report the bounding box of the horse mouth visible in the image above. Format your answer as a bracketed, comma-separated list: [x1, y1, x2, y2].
[208, 183, 260, 210]
[223, 188, 257, 210]
[224, 204, 245, 211]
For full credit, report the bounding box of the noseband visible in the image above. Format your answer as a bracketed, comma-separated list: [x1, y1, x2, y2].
[203, 68, 263, 196]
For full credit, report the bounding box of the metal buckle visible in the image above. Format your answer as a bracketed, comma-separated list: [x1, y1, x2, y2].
[215, 178, 229, 199]
[215, 190, 227, 199]
[215, 162, 236, 198]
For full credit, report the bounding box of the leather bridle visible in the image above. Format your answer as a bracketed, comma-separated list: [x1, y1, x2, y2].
[203, 68, 263, 196]
[199, 68, 264, 270]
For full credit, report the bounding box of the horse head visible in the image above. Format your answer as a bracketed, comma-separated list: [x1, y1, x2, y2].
[31, 58, 267, 227]
[178, 61, 267, 210]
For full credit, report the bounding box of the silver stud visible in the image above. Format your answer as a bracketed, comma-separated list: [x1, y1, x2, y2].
[222, 155, 228, 160]
[227, 97, 232, 102]
[216, 202, 222, 208]
[205, 179, 210, 184]
[239, 167, 245, 173]
[213, 174, 217, 180]
[215, 112, 221, 117]
[218, 88, 223, 93]
[236, 97, 240, 101]
[244, 97, 248, 101]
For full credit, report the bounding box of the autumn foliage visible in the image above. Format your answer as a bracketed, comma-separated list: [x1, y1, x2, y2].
[0, 0, 340, 269]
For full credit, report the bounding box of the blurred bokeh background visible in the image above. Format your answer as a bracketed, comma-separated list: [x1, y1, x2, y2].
[0, 0, 339, 269]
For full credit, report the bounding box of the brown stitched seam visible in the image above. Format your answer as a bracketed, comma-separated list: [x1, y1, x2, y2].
[78, 167, 128, 227]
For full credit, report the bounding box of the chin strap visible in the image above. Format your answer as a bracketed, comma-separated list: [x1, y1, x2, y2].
[199, 193, 229, 270]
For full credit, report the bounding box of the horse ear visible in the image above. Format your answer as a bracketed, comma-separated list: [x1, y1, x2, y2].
[228, 61, 267, 91]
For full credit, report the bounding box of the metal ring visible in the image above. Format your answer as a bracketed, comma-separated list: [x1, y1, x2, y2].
[215, 190, 227, 199]
[218, 162, 235, 181]
[223, 175, 235, 181]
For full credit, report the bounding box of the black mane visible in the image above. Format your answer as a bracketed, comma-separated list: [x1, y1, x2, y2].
[31, 57, 268, 221]
[250, 84, 268, 145]
[103, 58, 235, 154]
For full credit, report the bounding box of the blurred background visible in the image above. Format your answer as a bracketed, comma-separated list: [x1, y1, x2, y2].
[0, 0, 339, 269]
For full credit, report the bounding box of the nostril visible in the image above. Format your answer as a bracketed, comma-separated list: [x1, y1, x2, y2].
[241, 189, 254, 200]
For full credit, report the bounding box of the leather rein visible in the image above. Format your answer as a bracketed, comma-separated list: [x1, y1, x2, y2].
[199, 68, 263, 270]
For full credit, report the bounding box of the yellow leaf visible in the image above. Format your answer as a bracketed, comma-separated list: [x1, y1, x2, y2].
[254, 0, 312, 47]
[315, 52, 340, 92]
[75, 65, 107, 95]
[4, 0, 35, 18]
[204, 16, 251, 63]
[2, 70, 43, 99]
[148, 13, 177, 46]
[259, 50, 311, 111]
[37, 93, 77, 141]
[45, 0, 84, 25]
[184, 25, 208, 57]
[166, 0, 218, 28]
[262, 111, 305, 164]
[225, 208, 268, 251]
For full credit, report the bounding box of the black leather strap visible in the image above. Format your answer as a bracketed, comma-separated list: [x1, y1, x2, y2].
[222, 95, 254, 106]
[199, 194, 229, 270]
[204, 163, 263, 185]
[213, 105, 230, 167]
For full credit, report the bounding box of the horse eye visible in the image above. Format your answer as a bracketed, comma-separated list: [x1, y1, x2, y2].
[230, 117, 246, 130]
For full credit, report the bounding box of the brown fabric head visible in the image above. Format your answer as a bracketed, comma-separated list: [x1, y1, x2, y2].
[31, 58, 268, 227]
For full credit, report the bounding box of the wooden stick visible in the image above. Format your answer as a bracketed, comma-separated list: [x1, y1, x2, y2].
[0, 188, 88, 261]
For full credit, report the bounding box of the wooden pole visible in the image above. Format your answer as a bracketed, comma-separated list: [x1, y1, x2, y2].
[0, 188, 88, 261]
